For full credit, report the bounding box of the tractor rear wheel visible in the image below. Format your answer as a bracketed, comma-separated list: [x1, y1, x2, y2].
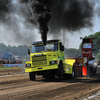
[94, 67, 97, 74]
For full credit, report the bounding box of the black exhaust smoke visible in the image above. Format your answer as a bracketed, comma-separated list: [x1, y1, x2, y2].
[28, 0, 51, 45]
[0, 0, 10, 21]
[0, 0, 99, 46]
[22, 0, 95, 45]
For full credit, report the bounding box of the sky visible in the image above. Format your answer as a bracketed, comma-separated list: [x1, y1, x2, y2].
[0, 0, 100, 49]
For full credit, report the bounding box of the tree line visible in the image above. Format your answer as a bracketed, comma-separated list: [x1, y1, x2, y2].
[0, 43, 28, 57]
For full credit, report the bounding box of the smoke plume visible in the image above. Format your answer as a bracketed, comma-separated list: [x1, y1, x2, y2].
[0, 0, 10, 21]
[49, 0, 94, 32]
[27, 0, 51, 45]
[0, 0, 100, 47]
[23, 0, 95, 44]
[0, 0, 38, 46]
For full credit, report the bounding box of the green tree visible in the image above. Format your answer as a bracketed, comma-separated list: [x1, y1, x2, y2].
[0, 43, 28, 57]
[64, 48, 81, 57]
[0, 43, 8, 54]
[96, 52, 100, 59]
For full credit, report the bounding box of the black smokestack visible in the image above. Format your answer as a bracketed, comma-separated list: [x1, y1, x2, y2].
[28, 0, 51, 45]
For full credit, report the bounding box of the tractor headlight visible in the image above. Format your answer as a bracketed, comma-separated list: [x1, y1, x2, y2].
[50, 61, 58, 65]
[25, 64, 31, 67]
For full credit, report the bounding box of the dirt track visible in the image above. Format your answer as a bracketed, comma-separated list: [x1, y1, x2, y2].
[0, 68, 25, 75]
[0, 67, 100, 100]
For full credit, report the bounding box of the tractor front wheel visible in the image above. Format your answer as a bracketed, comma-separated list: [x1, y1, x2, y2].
[57, 63, 63, 77]
[29, 72, 35, 81]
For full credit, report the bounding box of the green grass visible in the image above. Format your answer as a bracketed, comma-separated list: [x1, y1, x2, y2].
[0, 67, 24, 69]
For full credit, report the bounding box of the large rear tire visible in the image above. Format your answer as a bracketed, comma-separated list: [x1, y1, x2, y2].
[94, 67, 97, 74]
[29, 72, 35, 81]
[57, 63, 63, 77]
[90, 67, 96, 75]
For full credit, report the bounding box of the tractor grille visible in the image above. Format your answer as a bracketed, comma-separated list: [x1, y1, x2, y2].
[32, 55, 47, 66]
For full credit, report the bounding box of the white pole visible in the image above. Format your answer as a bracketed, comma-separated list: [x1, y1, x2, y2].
[9, 55, 10, 64]
[63, 31, 65, 46]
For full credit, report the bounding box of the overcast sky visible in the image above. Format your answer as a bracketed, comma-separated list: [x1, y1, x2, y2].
[0, 0, 100, 49]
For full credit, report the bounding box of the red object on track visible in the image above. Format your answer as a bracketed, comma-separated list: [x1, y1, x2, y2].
[82, 66, 87, 76]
